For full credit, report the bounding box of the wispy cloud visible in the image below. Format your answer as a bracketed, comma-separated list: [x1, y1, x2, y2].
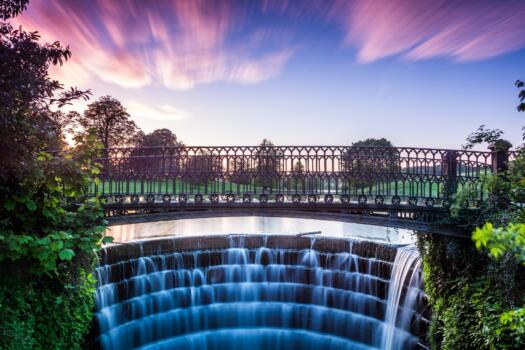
[332, 0, 525, 63]
[11, 0, 525, 95]
[13, 0, 294, 90]
[127, 102, 191, 122]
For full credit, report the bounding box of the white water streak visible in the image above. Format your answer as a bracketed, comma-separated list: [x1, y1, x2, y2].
[382, 247, 422, 350]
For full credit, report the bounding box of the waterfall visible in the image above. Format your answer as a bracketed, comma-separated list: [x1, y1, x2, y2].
[382, 247, 423, 350]
[92, 235, 426, 350]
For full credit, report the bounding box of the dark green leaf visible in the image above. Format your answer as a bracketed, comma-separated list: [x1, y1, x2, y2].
[58, 249, 75, 261]
[101, 236, 114, 244]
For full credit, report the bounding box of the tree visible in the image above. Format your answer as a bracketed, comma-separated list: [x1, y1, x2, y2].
[255, 139, 282, 189]
[341, 138, 399, 190]
[293, 160, 305, 173]
[465, 81, 525, 150]
[517, 80, 525, 113]
[1, 2, 106, 348]
[463, 125, 505, 150]
[129, 128, 185, 174]
[134, 128, 183, 148]
[351, 138, 394, 148]
[290, 160, 305, 191]
[75, 95, 138, 149]
[1, 0, 99, 269]
[0, 7, 89, 182]
[184, 151, 222, 186]
[0, 0, 29, 20]
[469, 79, 525, 256]
[516, 80, 525, 142]
[229, 156, 253, 185]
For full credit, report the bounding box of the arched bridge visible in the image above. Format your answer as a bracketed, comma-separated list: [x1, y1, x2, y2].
[92, 145, 517, 236]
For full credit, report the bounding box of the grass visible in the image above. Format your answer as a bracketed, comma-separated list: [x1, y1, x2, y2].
[91, 178, 484, 201]
[92, 179, 264, 196]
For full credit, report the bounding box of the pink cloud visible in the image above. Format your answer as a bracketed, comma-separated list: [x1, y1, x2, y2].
[12, 0, 293, 90]
[333, 0, 525, 63]
[11, 0, 525, 92]
[229, 50, 294, 84]
[12, 1, 152, 88]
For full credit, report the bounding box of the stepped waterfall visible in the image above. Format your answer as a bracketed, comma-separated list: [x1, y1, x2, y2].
[91, 234, 426, 350]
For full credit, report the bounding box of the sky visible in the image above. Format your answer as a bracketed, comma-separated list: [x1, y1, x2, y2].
[11, 0, 525, 148]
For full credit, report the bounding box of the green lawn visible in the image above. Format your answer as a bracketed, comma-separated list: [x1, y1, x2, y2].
[91, 176, 486, 201]
[91, 179, 264, 196]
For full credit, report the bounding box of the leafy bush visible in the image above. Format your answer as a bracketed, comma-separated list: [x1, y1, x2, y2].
[500, 307, 525, 345]
[417, 234, 524, 349]
[0, 136, 107, 349]
[0, 264, 96, 350]
[473, 222, 525, 263]
[0, 135, 110, 274]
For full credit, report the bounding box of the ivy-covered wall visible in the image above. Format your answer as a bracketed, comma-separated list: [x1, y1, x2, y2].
[0, 263, 96, 350]
[417, 234, 525, 349]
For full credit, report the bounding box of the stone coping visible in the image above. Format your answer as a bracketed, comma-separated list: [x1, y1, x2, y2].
[99, 234, 406, 266]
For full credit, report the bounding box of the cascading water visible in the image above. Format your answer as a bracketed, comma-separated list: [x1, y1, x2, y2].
[382, 247, 424, 350]
[91, 234, 427, 350]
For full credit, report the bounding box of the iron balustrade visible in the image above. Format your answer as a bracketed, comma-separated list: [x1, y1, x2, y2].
[88, 145, 513, 208]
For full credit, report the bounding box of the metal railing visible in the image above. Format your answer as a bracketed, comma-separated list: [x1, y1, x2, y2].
[90, 145, 514, 207]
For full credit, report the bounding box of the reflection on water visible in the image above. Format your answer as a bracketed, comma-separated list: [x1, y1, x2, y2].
[106, 216, 415, 244]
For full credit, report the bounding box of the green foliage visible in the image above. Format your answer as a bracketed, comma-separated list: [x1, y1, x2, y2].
[500, 307, 525, 345]
[74, 95, 139, 149]
[509, 148, 525, 203]
[463, 125, 504, 150]
[0, 264, 96, 350]
[1, 2, 107, 348]
[351, 137, 394, 148]
[341, 138, 399, 189]
[0, 133, 107, 274]
[132, 128, 184, 148]
[424, 117, 525, 349]
[417, 234, 524, 349]
[1, 0, 107, 274]
[254, 139, 282, 188]
[447, 148, 525, 230]
[473, 222, 525, 264]
[0, 16, 90, 183]
[517, 80, 525, 114]
[437, 280, 506, 349]
[468, 200, 525, 347]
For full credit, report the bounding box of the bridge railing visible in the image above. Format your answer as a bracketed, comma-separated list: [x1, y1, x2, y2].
[88, 145, 510, 207]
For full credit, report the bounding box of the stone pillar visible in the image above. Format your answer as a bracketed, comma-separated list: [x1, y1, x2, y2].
[488, 140, 513, 207]
[488, 140, 512, 174]
[443, 150, 458, 200]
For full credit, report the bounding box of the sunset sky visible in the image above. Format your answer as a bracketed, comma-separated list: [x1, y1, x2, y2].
[12, 0, 525, 148]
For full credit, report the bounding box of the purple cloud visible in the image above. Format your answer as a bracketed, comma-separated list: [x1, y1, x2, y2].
[332, 0, 525, 63]
[13, 0, 294, 89]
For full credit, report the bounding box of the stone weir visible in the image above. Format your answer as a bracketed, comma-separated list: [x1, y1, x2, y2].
[90, 234, 429, 350]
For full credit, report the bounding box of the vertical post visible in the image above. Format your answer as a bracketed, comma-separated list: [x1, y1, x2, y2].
[488, 140, 512, 174]
[443, 150, 458, 201]
[488, 140, 512, 207]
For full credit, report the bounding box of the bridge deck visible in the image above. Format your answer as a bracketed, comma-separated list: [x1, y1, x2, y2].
[103, 201, 469, 238]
